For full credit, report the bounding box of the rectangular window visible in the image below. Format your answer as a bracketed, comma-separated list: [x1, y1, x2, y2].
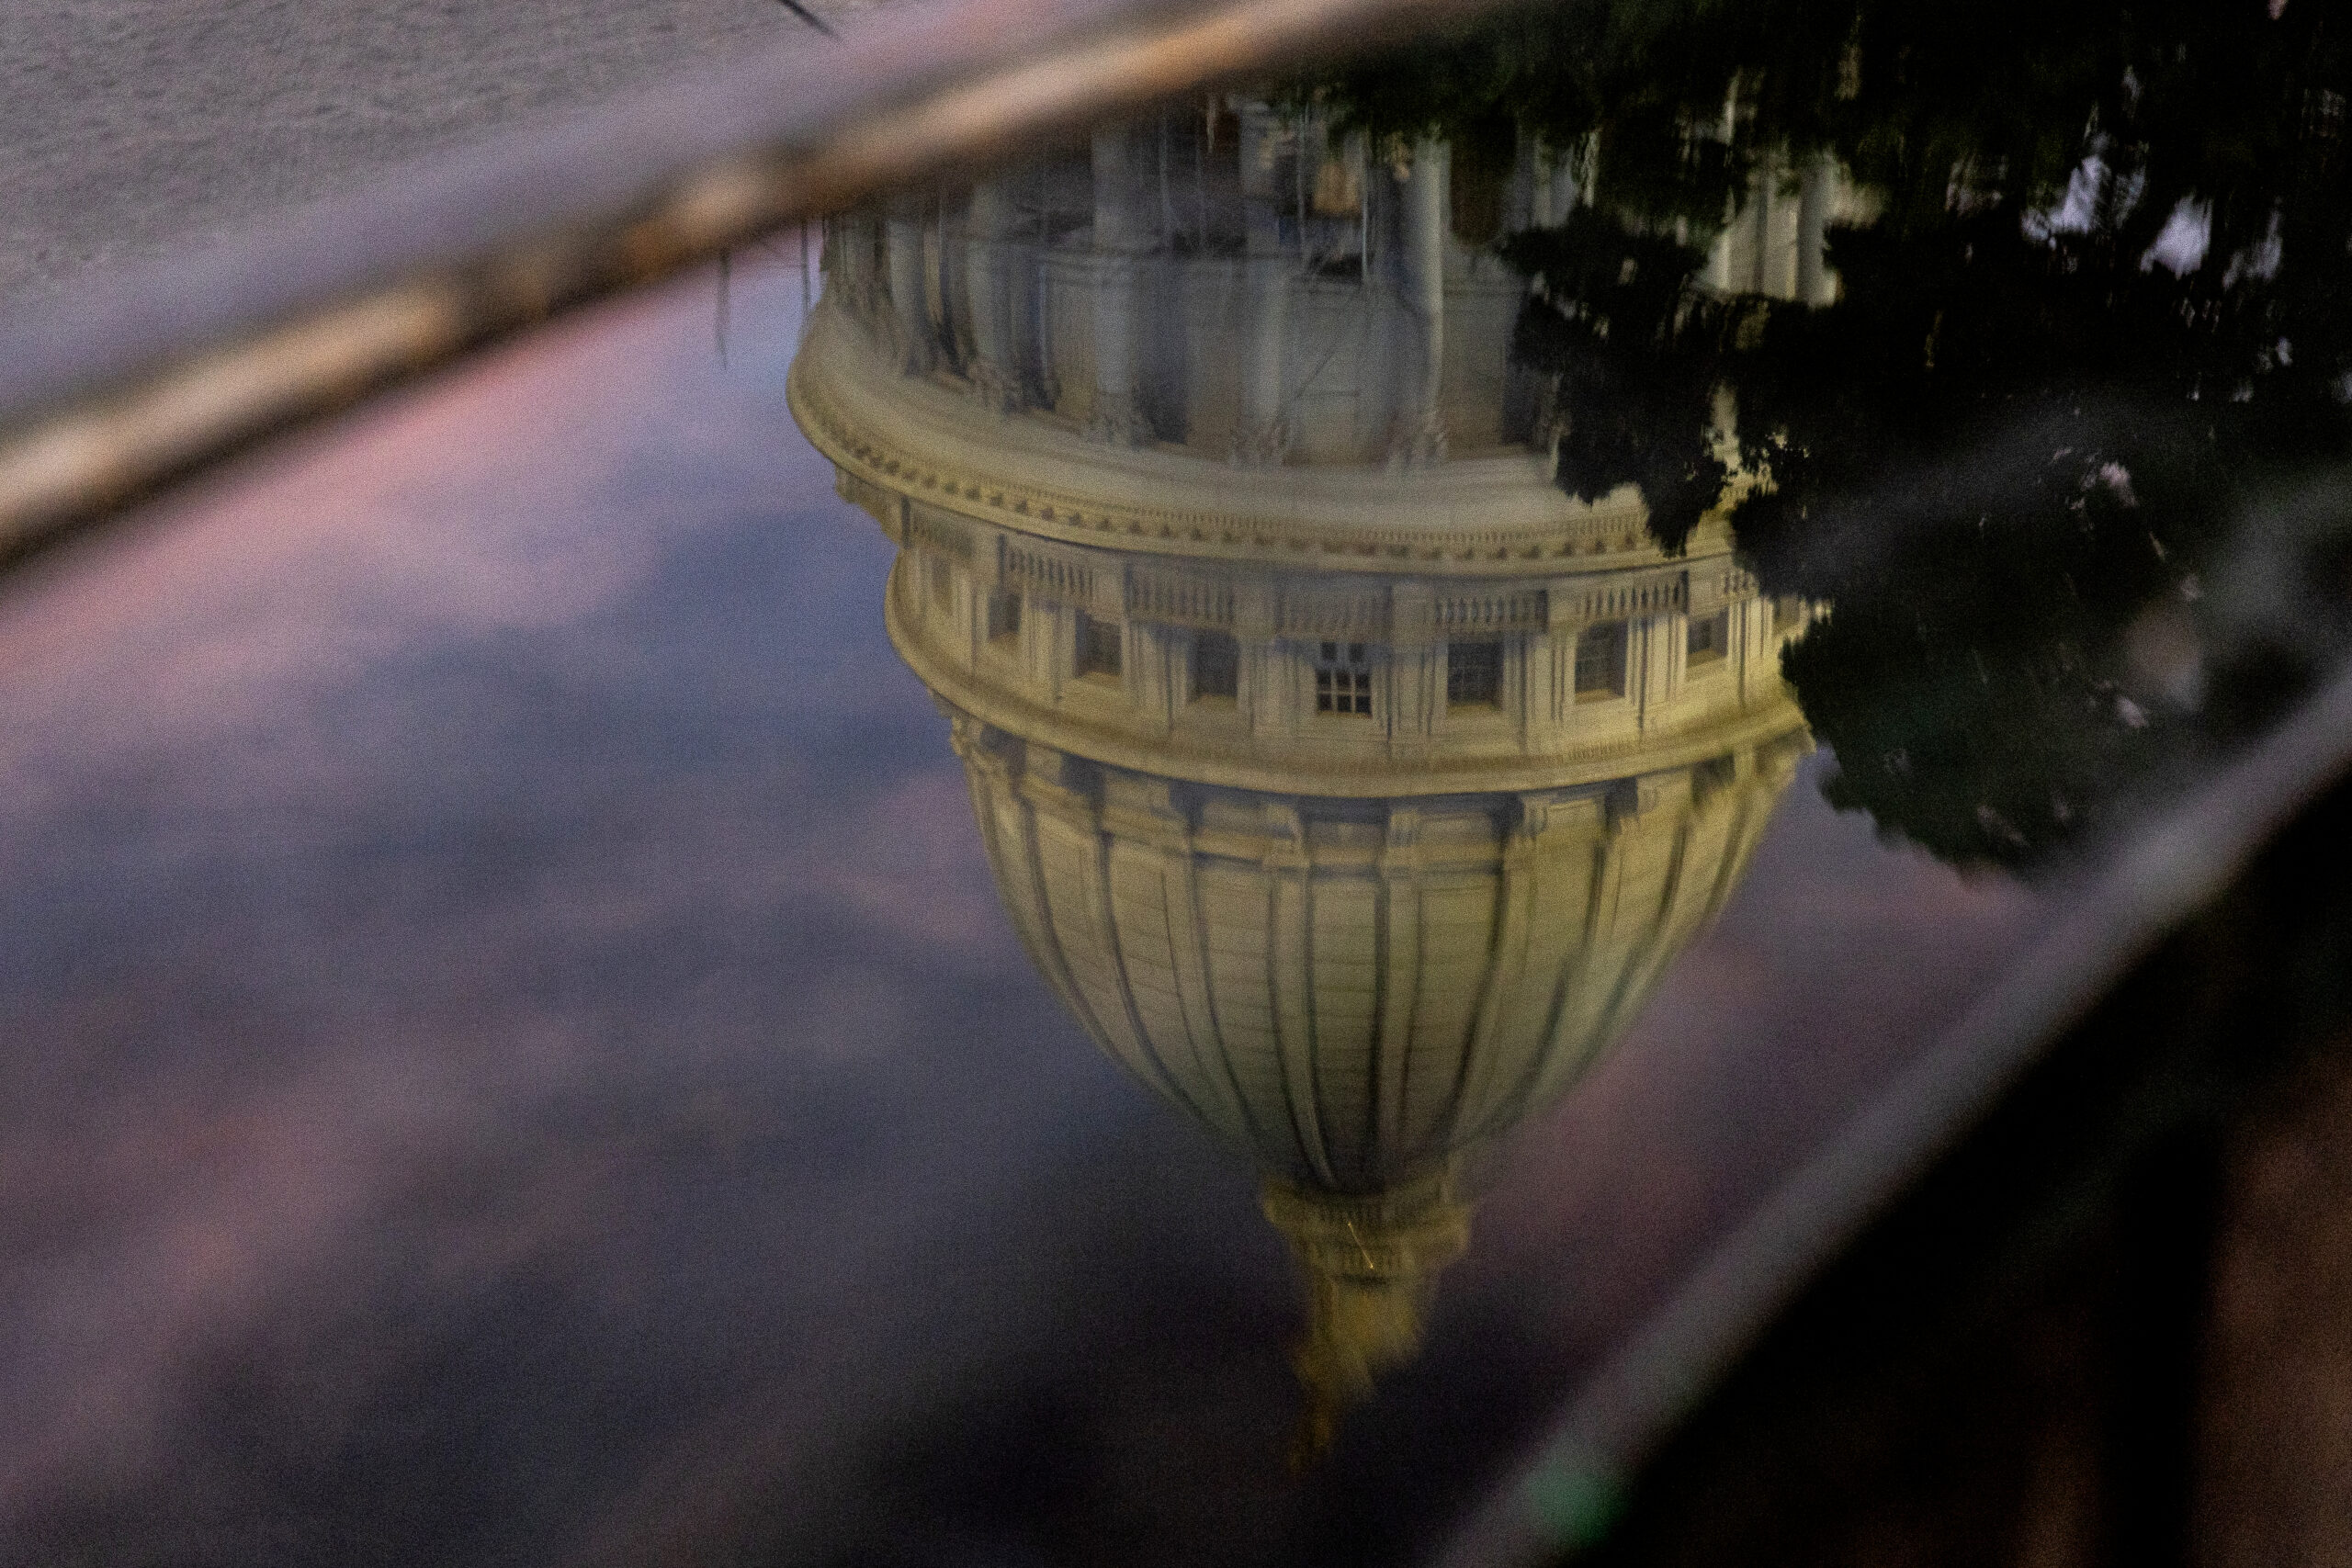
[1192, 629, 1238, 702]
[986, 589, 1022, 643]
[1077, 611, 1124, 679]
[1446, 639, 1503, 707]
[927, 557, 955, 611]
[1574, 622, 1626, 701]
[1314, 641, 1373, 716]
[1687, 610, 1729, 666]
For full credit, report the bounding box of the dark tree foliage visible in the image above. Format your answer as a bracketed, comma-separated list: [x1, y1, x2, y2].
[1724, 0, 2352, 868]
[1308, 0, 2352, 870]
[1725, 204, 2343, 867]
[1500, 215, 1733, 554]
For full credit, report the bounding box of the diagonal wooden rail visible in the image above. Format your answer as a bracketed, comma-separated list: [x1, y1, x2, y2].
[0, 0, 1490, 569]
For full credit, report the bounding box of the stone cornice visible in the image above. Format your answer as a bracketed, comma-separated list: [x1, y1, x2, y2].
[899, 499, 1735, 637]
[789, 301, 1736, 575]
[887, 561, 1809, 798]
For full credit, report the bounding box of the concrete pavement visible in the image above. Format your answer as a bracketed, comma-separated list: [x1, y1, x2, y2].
[0, 0, 866, 307]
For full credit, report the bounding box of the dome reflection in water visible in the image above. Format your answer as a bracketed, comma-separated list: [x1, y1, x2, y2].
[788, 113, 1815, 1458]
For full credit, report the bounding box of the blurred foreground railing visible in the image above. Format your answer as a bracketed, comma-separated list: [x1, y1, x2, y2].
[0, 0, 1487, 569]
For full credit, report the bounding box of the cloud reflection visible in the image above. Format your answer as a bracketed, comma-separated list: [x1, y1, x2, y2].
[0, 260, 2053, 1567]
[0, 265, 1172, 1562]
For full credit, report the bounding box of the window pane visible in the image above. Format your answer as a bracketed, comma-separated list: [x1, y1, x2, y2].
[1688, 610, 1729, 664]
[1447, 639, 1502, 707]
[1576, 622, 1627, 698]
[987, 588, 1023, 642]
[1314, 640, 1373, 716]
[1192, 629, 1238, 700]
[1077, 611, 1123, 678]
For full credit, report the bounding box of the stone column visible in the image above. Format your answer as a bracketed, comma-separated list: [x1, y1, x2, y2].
[1228, 106, 1294, 464]
[1088, 125, 1153, 446]
[1523, 134, 1582, 229]
[928, 197, 964, 372]
[1748, 153, 1780, 295]
[1385, 580, 1438, 751]
[1390, 139, 1449, 465]
[1795, 152, 1838, 306]
[1519, 626, 1551, 749]
[1634, 615, 1673, 725]
[1233, 255, 1293, 465]
[884, 200, 935, 373]
[1236, 578, 1285, 739]
[1544, 141, 1581, 225]
[828, 212, 880, 329]
[963, 180, 1022, 411]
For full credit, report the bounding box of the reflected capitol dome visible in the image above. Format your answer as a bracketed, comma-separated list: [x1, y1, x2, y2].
[789, 103, 1817, 1457]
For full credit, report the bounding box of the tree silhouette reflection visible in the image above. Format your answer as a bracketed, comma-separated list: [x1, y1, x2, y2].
[1313, 0, 2352, 869]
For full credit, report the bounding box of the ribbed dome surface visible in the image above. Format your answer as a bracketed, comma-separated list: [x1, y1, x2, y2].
[949, 708, 1803, 1191]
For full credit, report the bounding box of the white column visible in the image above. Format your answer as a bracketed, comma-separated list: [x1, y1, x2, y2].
[884, 203, 934, 373]
[1235, 257, 1292, 464]
[1236, 580, 1279, 736]
[831, 212, 882, 329]
[1234, 105, 1293, 465]
[1391, 139, 1448, 465]
[1088, 125, 1153, 446]
[1545, 140, 1582, 223]
[1526, 136, 1582, 228]
[1796, 153, 1838, 305]
[964, 180, 1021, 410]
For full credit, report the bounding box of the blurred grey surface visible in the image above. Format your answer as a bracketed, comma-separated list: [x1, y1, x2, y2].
[0, 0, 878, 305]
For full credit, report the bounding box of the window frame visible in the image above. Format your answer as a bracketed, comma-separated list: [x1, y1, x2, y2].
[1313, 639, 1374, 717]
[1574, 620, 1629, 703]
[1445, 637, 1505, 710]
[1687, 609, 1731, 670]
[1190, 627, 1239, 704]
[1075, 609, 1125, 682]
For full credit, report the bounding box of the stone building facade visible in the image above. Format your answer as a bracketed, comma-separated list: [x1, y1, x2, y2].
[787, 106, 1821, 1449]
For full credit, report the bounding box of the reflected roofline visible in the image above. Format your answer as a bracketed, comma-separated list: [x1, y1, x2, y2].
[789, 297, 1705, 573]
